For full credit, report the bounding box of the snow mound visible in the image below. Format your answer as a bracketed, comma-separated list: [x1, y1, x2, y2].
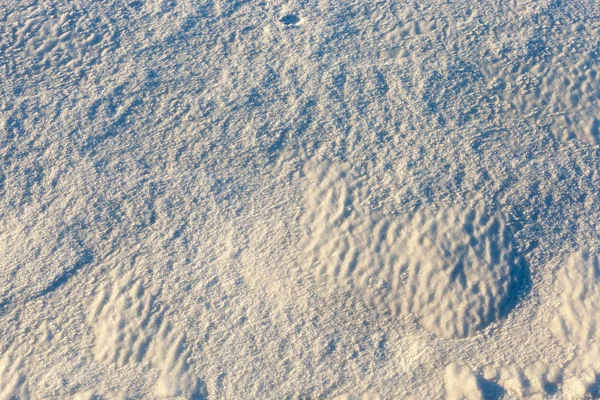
[87, 267, 206, 399]
[550, 250, 600, 371]
[299, 159, 529, 339]
[497, 362, 561, 398]
[0, 347, 30, 400]
[444, 363, 483, 400]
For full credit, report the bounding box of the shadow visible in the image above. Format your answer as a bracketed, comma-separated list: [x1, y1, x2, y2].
[280, 14, 300, 25]
[266, 128, 289, 162]
[375, 334, 386, 360]
[477, 376, 505, 400]
[190, 380, 209, 400]
[0, 297, 11, 316]
[588, 374, 600, 398]
[498, 251, 532, 322]
[32, 249, 94, 299]
[544, 380, 559, 396]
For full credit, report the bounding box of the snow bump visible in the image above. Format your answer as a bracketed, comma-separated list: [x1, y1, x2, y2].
[298, 159, 529, 339]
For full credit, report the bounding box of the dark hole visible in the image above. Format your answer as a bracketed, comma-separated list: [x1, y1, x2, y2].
[280, 14, 300, 25]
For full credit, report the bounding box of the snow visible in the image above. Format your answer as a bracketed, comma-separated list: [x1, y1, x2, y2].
[1, 0, 600, 398]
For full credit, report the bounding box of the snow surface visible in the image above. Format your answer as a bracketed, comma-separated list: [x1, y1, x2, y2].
[1, 0, 600, 398]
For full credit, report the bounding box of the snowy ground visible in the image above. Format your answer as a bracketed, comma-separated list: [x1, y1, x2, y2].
[1, 0, 600, 398]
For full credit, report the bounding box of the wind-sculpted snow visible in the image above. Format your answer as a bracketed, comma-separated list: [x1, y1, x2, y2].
[550, 250, 600, 388]
[0, 347, 30, 400]
[2, 5, 110, 73]
[443, 363, 483, 400]
[87, 267, 207, 399]
[1, 0, 600, 397]
[299, 159, 529, 339]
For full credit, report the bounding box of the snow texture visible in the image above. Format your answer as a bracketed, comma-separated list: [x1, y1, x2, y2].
[1, 0, 600, 398]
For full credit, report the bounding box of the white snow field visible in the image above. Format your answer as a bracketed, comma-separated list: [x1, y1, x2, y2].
[1, 0, 600, 398]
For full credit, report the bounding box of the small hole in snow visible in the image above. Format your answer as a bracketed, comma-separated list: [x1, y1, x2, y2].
[280, 14, 300, 25]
